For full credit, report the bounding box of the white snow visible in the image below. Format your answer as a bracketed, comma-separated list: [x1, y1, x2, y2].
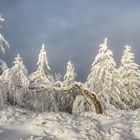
[0, 105, 140, 140]
[0, 12, 140, 140]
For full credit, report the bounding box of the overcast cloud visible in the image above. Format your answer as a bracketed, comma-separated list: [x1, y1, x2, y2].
[0, 0, 140, 82]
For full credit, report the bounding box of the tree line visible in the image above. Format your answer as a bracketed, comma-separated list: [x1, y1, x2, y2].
[0, 14, 140, 110]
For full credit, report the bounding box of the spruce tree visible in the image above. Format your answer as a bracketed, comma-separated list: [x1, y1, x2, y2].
[0, 14, 9, 75]
[119, 46, 140, 109]
[0, 14, 9, 109]
[0, 54, 29, 90]
[0, 14, 9, 54]
[29, 44, 52, 85]
[86, 38, 129, 109]
[0, 54, 29, 105]
[86, 38, 116, 92]
[63, 60, 76, 87]
[11, 54, 29, 88]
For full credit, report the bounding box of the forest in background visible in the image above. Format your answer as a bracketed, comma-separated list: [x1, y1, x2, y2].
[0, 14, 140, 113]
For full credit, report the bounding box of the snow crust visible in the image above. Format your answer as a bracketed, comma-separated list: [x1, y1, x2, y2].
[0, 105, 140, 140]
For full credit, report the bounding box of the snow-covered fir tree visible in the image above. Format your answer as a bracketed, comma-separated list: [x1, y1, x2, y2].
[119, 46, 140, 109]
[11, 54, 29, 88]
[86, 38, 129, 109]
[63, 60, 76, 87]
[0, 14, 9, 54]
[86, 38, 115, 92]
[0, 14, 9, 109]
[0, 14, 9, 75]
[29, 44, 52, 86]
[0, 54, 29, 90]
[0, 54, 29, 105]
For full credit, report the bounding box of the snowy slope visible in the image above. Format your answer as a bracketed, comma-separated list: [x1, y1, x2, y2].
[0, 105, 140, 140]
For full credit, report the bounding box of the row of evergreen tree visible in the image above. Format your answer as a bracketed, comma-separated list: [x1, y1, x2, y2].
[86, 38, 140, 109]
[1, 14, 140, 110]
[0, 38, 140, 110]
[0, 44, 76, 90]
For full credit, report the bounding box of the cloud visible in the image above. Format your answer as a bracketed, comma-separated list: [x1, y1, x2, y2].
[0, 0, 140, 81]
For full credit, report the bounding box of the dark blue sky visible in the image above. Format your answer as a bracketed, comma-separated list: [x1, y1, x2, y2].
[0, 0, 140, 82]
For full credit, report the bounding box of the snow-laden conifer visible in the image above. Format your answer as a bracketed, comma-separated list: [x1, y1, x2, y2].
[0, 14, 9, 109]
[0, 54, 29, 106]
[0, 14, 9, 54]
[0, 14, 9, 73]
[86, 38, 129, 109]
[29, 44, 52, 86]
[11, 54, 29, 89]
[86, 38, 115, 92]
[119, 46, 140, 109]
[63, 60, 76, 87]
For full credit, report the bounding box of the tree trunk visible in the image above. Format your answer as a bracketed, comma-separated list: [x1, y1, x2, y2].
[74, 84, 103, 114]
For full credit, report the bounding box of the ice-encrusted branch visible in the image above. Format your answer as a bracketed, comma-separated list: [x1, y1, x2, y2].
[50, 82, 103, 114]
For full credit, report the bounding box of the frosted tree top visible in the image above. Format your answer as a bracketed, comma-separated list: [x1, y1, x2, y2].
[37, 43, 51, 71]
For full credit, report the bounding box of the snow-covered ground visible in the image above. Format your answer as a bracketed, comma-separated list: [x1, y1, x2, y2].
[0, 105, 140, 140]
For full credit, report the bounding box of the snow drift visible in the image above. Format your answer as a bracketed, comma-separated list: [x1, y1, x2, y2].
[0, 105, 140, 140]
